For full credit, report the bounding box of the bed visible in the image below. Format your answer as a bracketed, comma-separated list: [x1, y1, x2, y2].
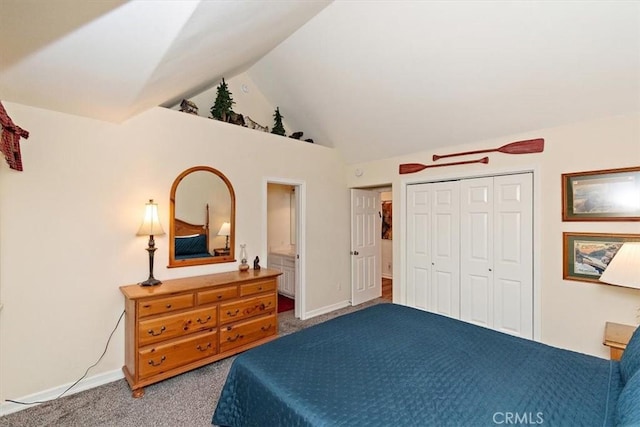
[213, 303, 640, 426]
[174, 205, 212, 259]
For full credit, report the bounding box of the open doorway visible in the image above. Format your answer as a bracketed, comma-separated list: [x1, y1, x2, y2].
[380, 188, 393, 302]
[350, 186, 393, 305]
[265, 179, 304, 319]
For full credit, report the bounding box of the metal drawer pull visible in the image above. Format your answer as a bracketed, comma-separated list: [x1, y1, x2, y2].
[248, 301, 272, 314]
[197, 315, 212, 324]
[261, 324, 272, 332]
[196, 343, 212, 352]
[147, 326, 166, 336]
[227, 334, 244, 342]
[165, 304, 172, 309]
[226, 309, 240, 317]
[148, 356, 166, 367]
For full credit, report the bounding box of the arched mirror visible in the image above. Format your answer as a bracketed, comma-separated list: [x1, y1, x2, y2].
[169, 166, 236, 267]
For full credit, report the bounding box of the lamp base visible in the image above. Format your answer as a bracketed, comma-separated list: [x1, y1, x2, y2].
[140, 277, 162, 286]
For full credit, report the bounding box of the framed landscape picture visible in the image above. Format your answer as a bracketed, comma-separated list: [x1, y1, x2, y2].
[563, 232, 640, 283]
[562, 166, 640, 221]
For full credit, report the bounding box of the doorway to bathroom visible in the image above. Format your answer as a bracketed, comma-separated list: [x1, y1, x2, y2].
[266, 180, 304, 318]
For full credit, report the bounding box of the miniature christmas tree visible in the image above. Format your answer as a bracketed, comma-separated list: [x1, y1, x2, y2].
[210, 78, 235, 122]
[271, 107, 286, 136]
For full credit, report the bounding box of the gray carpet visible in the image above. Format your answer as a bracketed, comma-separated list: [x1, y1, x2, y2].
[1, 299, 386, 427]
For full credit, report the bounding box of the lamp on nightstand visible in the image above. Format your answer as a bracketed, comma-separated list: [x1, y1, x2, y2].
[137, 199, 165, 286]
[217, 222, 231, 250]
[599, 242, 640, 289]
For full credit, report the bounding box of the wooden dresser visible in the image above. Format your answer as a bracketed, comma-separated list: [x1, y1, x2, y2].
[120, 269, 281, 397]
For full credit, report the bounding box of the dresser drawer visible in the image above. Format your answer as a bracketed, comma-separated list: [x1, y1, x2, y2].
[197, 285, 238, 305]
[240, 279, 276, 297]
[138, 294, 194, 318]
[220, 314, 276, 353]
[138, 331, 218, 379]
[138, 306, 218, 346]
[219, 294, 276, 325]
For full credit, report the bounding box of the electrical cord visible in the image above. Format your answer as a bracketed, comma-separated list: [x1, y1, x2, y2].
[5, 309, 125, 406]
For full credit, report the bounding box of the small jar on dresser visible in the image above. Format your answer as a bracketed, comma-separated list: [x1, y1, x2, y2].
[120, 269, 281, 397]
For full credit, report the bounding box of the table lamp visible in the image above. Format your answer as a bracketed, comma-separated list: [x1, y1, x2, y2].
[217, 222, 231, 250]
[599, 242, 640, 289]
[137, 199, 165, 286]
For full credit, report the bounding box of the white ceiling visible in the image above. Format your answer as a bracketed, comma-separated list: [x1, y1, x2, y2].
[0, 0, 331, 122]
[1, 0, 639, 164]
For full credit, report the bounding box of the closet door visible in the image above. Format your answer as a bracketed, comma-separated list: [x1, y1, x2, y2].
[406, 184, 432, 311]
[430, 181, 460, 318]
[493, 173, 533, 338]
[406, 181, 460, 318]
[460, 177, 494, 328]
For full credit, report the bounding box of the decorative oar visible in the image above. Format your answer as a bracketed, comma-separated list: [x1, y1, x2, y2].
[432, 138, 544, 161]
[399, 157, 488, 174]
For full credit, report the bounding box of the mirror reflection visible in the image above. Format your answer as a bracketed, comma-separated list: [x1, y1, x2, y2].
[169, 166, 235, 267]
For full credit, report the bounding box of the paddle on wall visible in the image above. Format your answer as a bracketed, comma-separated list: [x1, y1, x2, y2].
[432, 138, 544, 161]
[399, 157, 489, 174]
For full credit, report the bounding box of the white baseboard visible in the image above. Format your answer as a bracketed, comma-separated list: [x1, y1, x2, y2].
[382, 274, 393, 279]
[0, 368, 124, 417]
[302, 299, 351, 320]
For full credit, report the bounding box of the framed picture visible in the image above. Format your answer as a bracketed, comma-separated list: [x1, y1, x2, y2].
[562, 166, 640, 221]
[563, 232, 640, 283]
[381, 201, 392, 240]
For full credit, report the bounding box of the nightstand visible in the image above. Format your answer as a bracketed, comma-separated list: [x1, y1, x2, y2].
[213, 248, 230, 256]
[603, 321, 637, 361]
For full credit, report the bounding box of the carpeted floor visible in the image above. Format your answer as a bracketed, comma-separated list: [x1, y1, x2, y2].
[0, 299, 387, 427]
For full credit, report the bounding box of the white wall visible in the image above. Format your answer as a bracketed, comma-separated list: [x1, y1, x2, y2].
[267, 183, 294, 252]
[2, 99, 638, 407]
[346, 113, 640, 358]
[0, 102, 350, 404]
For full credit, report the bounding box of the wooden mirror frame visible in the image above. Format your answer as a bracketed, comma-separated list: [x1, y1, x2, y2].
[168, 166, 236, 268]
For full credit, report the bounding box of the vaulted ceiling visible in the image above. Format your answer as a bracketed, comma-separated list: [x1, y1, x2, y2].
[1, 0, 639, 164]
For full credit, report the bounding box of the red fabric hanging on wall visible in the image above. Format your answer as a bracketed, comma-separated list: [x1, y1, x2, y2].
[0, 101, 29, 171]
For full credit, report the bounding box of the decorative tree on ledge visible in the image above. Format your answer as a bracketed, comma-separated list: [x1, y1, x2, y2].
[210, 78, 235, 122]
[271, 107, 286, 136]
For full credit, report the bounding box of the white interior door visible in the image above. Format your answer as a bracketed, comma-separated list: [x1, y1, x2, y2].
[460, 177, 494, 328]
[406, 181, 460, 317]
[406, 184, 432, 310]
[430, 182, 460, 318]
[493, 173, 533, 338]
[351, 189, 381, 305]
[406, 173, 533, 338]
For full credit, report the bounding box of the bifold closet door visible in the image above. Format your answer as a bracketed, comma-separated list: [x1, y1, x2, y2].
[460, 177, 494, 329]
[492, 173, 533, 338]
[406, 181, 460, 318]
[460, 173, 533, 339]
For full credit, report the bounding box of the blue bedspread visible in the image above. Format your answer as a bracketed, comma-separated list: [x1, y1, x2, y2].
[213, 303, 622, 426]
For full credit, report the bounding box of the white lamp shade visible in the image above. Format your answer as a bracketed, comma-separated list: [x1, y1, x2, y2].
[137, 199, 165, 236]
[217, 222, 231, 236]
[599, 242, 640, 289]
